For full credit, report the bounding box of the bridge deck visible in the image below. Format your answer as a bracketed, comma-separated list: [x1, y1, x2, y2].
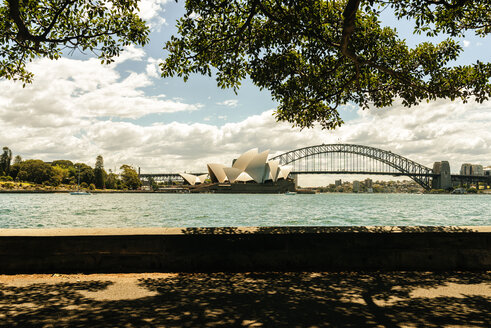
[290, 171, 436, 177]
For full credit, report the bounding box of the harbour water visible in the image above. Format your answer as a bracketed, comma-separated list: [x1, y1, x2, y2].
[0, 193, 489, 229]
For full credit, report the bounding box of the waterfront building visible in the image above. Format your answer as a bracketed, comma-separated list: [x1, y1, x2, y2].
[335, 179, 342, 186]
[353, 180, 360, 193]
[460, 163, 484, 176]
[179, 148, 293, 186]
[472, 164, 484, 176]
[460, 163, 471, 175]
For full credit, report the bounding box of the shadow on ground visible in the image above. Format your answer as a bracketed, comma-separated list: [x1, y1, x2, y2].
[180, 226, 479, 234]
[1, 271, 489, 327]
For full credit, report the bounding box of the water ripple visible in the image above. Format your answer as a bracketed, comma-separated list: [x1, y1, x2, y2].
[0, 193, 489, 228]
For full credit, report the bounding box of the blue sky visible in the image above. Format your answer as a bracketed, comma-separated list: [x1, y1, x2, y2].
[1, 0, 490, 186]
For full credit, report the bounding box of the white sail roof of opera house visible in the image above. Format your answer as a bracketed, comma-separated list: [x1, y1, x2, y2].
[179, 173, 208, 186]
[267, 160, 280, 182]
[232, 148, 258, 171]
[223, 167, 244, 183]
[244, 150, 270, 183]
[207, 163, 227, 183]
[180, 148, 293, 185]
[235, 171, 255, 182]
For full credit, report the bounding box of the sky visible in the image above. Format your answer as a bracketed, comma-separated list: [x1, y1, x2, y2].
[1, 0, 490, 186]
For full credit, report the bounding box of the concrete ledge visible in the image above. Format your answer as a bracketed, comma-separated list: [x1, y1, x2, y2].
[0, 226, 489, 273]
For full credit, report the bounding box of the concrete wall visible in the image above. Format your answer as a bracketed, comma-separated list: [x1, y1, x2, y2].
[0, 227, 489, 274]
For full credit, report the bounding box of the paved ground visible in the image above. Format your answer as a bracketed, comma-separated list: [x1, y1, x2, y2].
[1, 271, 490, 327]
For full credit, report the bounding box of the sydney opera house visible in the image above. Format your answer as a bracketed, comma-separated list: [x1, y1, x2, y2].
[179, 149, 295, 193]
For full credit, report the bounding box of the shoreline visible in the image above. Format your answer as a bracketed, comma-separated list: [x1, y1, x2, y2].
[0, 189, 159, 194]
[1, 189, 490, 194]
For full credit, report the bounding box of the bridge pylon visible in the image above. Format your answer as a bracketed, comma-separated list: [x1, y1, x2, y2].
[431, 161, 452, 190]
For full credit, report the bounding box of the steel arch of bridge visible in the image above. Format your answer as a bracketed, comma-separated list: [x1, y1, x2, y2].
[270, 144, 434, 190]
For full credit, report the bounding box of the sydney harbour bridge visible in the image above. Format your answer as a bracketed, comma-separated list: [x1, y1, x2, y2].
[140, 144, 490, 190]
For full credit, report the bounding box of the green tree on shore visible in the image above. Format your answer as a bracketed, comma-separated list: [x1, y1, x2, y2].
[0, 147, 12, 176]
[51, 160, 74, 169]
[13, 155, 22, 165]
[94, 155, 106, 189]
[10, 159, 55, 184]
[51, 160, 75, 184]
[120, 165, 142, 190]
[105, 170, 121, 190]
[4, 151, 138, 190]
[51, 165, 70, 185]
[72, 163, 95, 186]
[148, 176, 159, 191]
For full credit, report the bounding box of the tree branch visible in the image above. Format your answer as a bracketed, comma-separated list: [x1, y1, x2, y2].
[236, 0, 259, 39]
[8, 0, 119, 45]
[340, 0, 361, 61]
[339, 0, 431, 94]
[7, 0, 36, 42]
[42, 0, 77, 38]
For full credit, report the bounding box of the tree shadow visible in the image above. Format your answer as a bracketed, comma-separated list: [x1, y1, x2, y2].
[1, 271, 489, 327]
[180, 226, 478, 235]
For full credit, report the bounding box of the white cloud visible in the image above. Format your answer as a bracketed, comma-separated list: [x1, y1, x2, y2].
[137, 0, 171, 30]
[344, 100, 491, 167]
[8, 98, 489, 171]
[217, 99, 239, 107]
[463, 40, 471, 47]
[112, 44, 146, 64]
[145, 57, 163, 78]
[3, 100, 489, 170]
[0, 53, 200, 127]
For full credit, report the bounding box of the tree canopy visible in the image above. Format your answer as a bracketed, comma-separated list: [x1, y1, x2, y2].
[2, 147, 142, 190]
[162, 0, 491, 129]
[74, 163, 95, 185]
[3, 1, 491, 129]
[0, 147, 13, 176]
[94, 155, 106, 189]
[1, 0, 149, 84]
[11, 159, 55, 184]
[120, 164, 141, 190]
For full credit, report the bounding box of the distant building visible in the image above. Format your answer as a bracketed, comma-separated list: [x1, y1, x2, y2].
[484, 166, 491, 176]
[335, 179, 342, 186]
[460, 163, 484, 176]
[460, 163, 471, 175]
[472, 165, 484, 176]
[353, 180, 360, 192]
[364, 178, 373, 188]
